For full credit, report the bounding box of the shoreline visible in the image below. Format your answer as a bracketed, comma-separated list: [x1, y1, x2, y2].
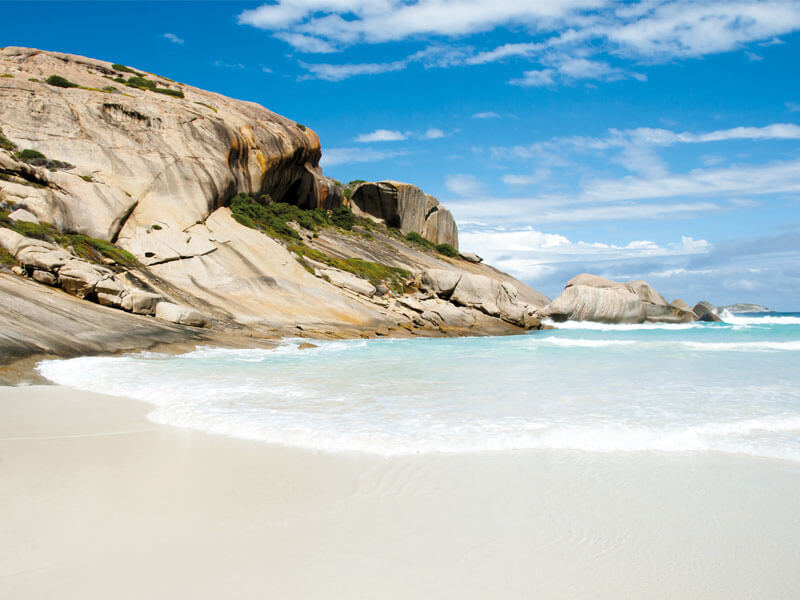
[2, 385, 800, 598]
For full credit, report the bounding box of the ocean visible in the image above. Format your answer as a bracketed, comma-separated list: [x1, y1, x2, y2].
[38, 311, 800, 461]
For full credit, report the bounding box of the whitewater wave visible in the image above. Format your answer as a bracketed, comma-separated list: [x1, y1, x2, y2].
[719, 310, 800, 326]
[544, 319, 705, 331]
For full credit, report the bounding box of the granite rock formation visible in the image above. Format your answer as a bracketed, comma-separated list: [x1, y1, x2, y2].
[349, 181, 458, 248]
[541, 274, 700, 324]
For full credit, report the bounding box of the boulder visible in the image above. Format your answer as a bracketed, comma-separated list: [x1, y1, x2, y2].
[31, 269, 57, 286]
[458, 251, 483, 263]
[57, 259, 108, 298]
[120, 289, 162, 315]
[670, 298, 693, 311]
[17, 247, 71, 272]
[155, 302, 210, 328]
[541, 284, 646, 324]
[349, 181, 458, 248]
[95, 276, 126, 307]
[450, 273, 501, 317]
[693, 301, 722, 322]
[420, 269, 461, 299]
[8, 208, 39, 224]
[0, 228, 53, 257]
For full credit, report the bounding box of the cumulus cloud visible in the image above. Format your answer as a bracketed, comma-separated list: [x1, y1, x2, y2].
[509, 69, 555, 87]
[163, 33, 184, 45]
[421, 128, 445, 139]
[355, 129, 407, 143]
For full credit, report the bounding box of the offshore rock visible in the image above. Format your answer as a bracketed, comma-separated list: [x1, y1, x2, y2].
[693, 301, 722, 322]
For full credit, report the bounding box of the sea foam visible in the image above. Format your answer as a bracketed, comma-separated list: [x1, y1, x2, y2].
[38, 313, 800, 461]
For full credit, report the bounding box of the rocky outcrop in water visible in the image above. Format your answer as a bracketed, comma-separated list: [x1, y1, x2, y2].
[541, 274, 699, 324]
[693, 301, 722, 322]
[349, 181, 458, 248]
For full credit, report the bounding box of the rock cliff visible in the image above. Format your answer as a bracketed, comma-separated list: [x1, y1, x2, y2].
[0, 47, 550, 369]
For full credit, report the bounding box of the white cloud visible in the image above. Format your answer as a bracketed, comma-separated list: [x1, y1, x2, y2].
[421, 128, 445, 139]
[472, 112, 502, 119]
[321, 147, 409, 167]
[261, 66, 273, 74]
[509, 68, 555, 87]
[458, 225, 712, 284]
[355, 129, 407, 143]
[445, 174, 483, 196]
[745, 51, 764, 61]
[163, 33, 184, 45]
[241, 1, 800, 84]
[298, 59, 407, 81]
[275, 33, 339, 53]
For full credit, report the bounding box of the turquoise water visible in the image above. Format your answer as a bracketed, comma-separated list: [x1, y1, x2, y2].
[39, 311, 800, 460]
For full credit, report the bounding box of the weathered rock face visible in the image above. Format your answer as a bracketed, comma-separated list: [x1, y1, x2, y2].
[541, 273, 698, 324]
[0, 46, 341, 250]
[542, 282, 647, 324]
[0, 47, 553, 345]
[419, 269, 539, 329]
[350, 181, 458, 248]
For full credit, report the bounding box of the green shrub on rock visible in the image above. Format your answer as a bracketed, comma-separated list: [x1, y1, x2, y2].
[45, 75, 79, 88]
[155, 87, 184, 98]
[0, 127, 16, 151]
[14, 149, 46, 161]
[330, 206, 355, 230]
[405, 231, 435, 250]
[435, 243, 459, 258]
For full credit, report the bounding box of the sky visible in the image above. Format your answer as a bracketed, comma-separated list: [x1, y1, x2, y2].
[3, 1, 800, 309]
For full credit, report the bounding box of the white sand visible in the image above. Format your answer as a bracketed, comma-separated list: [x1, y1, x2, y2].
[2, 385, 800, 599]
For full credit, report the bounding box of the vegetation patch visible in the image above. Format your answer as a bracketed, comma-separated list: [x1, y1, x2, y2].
[405, 231, 460, 258]
[0, 208, 138, 268]
[80, 175, 93, 182]
[0, 246, 16, 268]
[27, 77, 39, 82]
[227, 193, 409, 292]
[288, 242, 410, 293]
[45, 74, 79, 88]
[0, 126, 16, 151]
[405, 231, 435, 250]
[154, 87, 184, 98]
[112, 63, 140, 75]
[13, 149, 73, 171]
[0, 74, 13, 78]
[195, 102, 218, 113]
[435, 243, 459, 258]
[230, 193, 347, 240]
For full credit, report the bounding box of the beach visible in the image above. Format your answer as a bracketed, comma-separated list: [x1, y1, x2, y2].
[2, 384, 800, 599]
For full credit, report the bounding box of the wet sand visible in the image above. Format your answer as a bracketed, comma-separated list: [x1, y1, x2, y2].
[2, 385, 800, 599]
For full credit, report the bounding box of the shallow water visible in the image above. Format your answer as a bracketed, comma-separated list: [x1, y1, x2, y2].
[38, 311, 800, 460]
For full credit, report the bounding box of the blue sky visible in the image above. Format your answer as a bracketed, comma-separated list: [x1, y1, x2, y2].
[3, 1, 800, 309]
